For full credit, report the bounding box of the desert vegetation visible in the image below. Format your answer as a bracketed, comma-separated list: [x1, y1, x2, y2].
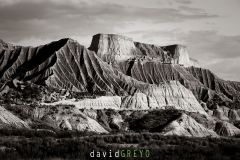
[0, 129, 240, 159]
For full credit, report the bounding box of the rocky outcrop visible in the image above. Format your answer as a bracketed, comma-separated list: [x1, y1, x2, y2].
[89, 34, 140, 62]
[1, 34, 240, 136]
[1, 35, 237, 107]
[32, 106, 108, 133]
[0, 39, 16, 50]
[0, 37, 206, 114]
[142, 81, 206, 114]
[24, 106, 217, 136]
[42, 96, 122, 110]
[162, 113, 218, 137]
[42, 81, 206, 114]
[89, 33, 198, 67]
[88, 34, 240, 107]
[161, 44, 194, 67]
[215, 121, 240, 136]
[0, 106, 29, 129]
[118, 59, 219, 103]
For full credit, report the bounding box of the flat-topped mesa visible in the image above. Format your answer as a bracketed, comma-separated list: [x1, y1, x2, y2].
[89, 34, 199, 67]
[89, 33, 139, 63]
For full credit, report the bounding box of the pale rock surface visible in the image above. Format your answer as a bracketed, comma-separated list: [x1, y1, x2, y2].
[42, 96, 122, 110]
[165, 45, 193, 67]
[89, 34, 138, 62]
[82, 109, 98, 119]
[0, 106, 29, 128]
[89, 34, 198, 67]
[43, 81, 206, 115]
[162, 113, 218, 137]
[45, 108, 108, 133]
[121, 92, 150, 110]
[110, 113, 124, 130]
[143, 81, 207, 115]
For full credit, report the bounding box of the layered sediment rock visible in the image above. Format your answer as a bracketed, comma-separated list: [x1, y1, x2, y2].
[0, 38, 206, 114]
[89, 34, 240, 106]
[161, 44, 193, 66]
[43, 81, 206, 114]
[0, 38, 139, 94]
[89, 33, 198, 67]
[89, 34, 139, 62]
[42, 96, 122, 110]
[187, 67, 240, 102]
[1, 34, 240, 136]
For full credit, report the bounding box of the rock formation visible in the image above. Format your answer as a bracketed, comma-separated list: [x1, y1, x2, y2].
[215, 121, 240, 136]
[161, 113, 218, 137]
[0, 37, 206, 114]
[89, 33, 198, 67]
[89, 34, 140, 62]
[0, 106, 29, 129]
[1, 33, 240, 137]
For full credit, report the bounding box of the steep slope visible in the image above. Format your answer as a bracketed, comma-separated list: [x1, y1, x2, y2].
[0, 38, 205, 113]
[0, 38, 141, 95]
[0, 105, 29, 129]
[89, 34, 239, 107]
[187, 67, 240, 107]
[0, 39, 68, 84]
[122, 81, 206, 114]
[162, 113, 218, 137]
[0, 39, 17, 50]
[118, 59, 223, 103]
[215, 121, 240, 136]
[128, 109, 217, 137]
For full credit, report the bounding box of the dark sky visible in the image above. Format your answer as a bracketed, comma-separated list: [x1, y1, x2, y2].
[0, 0, 240, 81]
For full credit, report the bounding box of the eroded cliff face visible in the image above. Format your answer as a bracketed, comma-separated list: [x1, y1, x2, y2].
[161, 45, 197, 67]
[0, 38, 141, 95]
[88, 34, 238, 105]
[1, 34, 240, 137]
[0, 38, 205, 114]
[41, 81, 206, 115]
[89, 34, 198, 67]
[187, 67, 240, 106]
[89, 34, 139, 62]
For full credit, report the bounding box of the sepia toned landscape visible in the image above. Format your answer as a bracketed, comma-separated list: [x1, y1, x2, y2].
[1, 0, 240, 159]
[0, 33, 240, 159]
